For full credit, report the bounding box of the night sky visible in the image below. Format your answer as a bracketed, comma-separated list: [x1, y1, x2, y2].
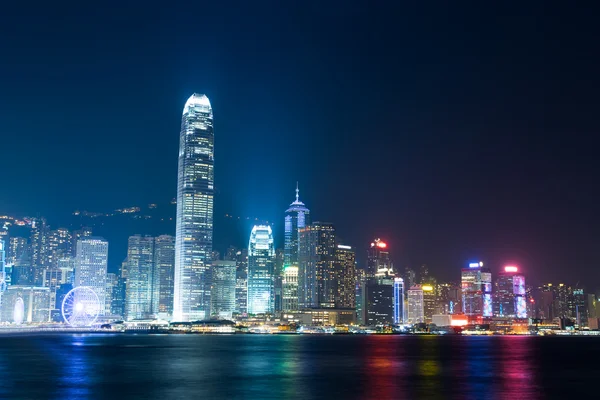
[1, 3, 599, 286]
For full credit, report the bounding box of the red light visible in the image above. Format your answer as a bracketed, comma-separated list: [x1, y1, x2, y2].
[376, 241, 387, 249]
[504, 266, 518, 273]
[530, 298, 535, 303]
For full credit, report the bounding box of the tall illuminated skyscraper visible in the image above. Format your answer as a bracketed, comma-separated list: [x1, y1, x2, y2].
[0, 240, 6, 307]
[393, 277, 404, 324]
[284, 184, 310, 266]
[154, 235, 175, 319]
[247, 226, 275, 314]
[494, 265, 526, 319]
[174, 93, 214, 321]
[75, 237, 109, 315]
[125, 235, 155, 321]
[461, 261, 492, 322]
[298, 222, 336, 308]
[367, 239, 391, 277]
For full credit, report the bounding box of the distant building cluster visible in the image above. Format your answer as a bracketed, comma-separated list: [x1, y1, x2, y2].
[0, 94, 598, 336]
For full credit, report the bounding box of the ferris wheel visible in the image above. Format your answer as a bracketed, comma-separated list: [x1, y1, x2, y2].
[61, 287, 101, 327]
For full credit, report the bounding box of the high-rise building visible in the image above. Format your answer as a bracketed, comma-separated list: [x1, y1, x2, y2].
[367, 239, 391, 277]
[154, 235, 175, 319]
[282, 265, 299, 312]
[407, 285, 425, 324]
[174, 93, 214, 321]
[461, 261, 492, 322]
[210, 261, 236, 319]
[0, 240, 6, 307]
[75, 237, 109, 315]
[422, 284, 436, 323]
[573, 288, 587, 327]
[284, 184, 310, 267]
[125, 235, 155, 321]
[365, 271, 395, 326]
[393, 277, 405, 324]
[6, 237, 27, 267]
[57, 257, 75, 285]
[355, 268, 368, 325]
[274, 248, 285, 312]
[71, 227, 92, 257]
[42, 267, 69, 315]
[47, 228, 72, 268]
[30, 217, 50, 285]
[494, 265, 527, 319]
[335, 245, 356, 309]
[105, 273, 118, 316]
[298, 222, 336, 308]
[225, 247, 248, 315]
[247, 226, 275, 314]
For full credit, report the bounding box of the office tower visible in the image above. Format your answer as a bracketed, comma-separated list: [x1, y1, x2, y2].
[47, 228, 72, 268]
[210, 261, 236, 319]
[282, 265, 299, 312]
[75, 237, 109, 315]
[435, 282, 460, 314]
[30, 217, 50, 285]
[539, 284, 556, 320]
[461, 261, 492, 321]
[0, 286, 50, 323]
[298, 222, 336, 308]
[225, 247, 248, 315]
[422, 284, 436, 323]
[284, 184, 310, 266]
[72, 227, 92, 257]
[0, 240, 6, 306]
[366, 239, 391, 277]
[365, 270, 395, 326]
[6, 237, 27, 266]
[110, 277, 126, 318]
[154, 235, 175, 319]
[125, 235, 154, 320]
[393, 277, 405, 324]
[105, 273, 118, 315]
[335, 245, 356, 308]
[494, 265, 527, 319]
[588, 294, 597, 319]
[174, 93, 214, 322]
[247, 226, 275, 314]
[355, 267, 368, 324]
[404, 267, 416, 289]
[419, 264, 431, 284]
[573, 288, 587, 327]
[555, 283, 574, 318]
[274, 248, 284, 312]
[407, 285, 425, 324]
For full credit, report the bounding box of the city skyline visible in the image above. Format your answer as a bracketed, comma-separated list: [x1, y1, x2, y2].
[2, 4, 599, 288]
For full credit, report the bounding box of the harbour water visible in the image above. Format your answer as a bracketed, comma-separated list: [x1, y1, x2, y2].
[0, 334, 597, 399]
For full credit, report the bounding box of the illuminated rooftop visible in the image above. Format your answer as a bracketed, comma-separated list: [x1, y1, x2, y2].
[182, 93, 211, 115]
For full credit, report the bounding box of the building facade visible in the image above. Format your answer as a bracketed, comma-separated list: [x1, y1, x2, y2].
[247, 225, 275, 314]
[174, 93, 214, 321]
[393, 277, 405, 324]
[298, 222, 336, 308]
[367, 239, 391, 277]
[282, 265, 299, 312]
[284, 184, 310, 267]
[335, 245, 356, 309]
[461, 262, 492, 321]
[407, 285, 425, 324]
[125, 235, 155, 320]
[154, 235, 175, 319]
[75, 237, 108, 315]
[210, 261, 236, 319]
[365, 273, 395, 325]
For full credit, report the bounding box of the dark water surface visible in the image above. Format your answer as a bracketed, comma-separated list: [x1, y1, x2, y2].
[0, 334, 597, 399]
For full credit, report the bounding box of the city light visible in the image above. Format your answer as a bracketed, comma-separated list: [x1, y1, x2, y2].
[468, 262, 482, 268]
[376, 242, 387, 249]
[504, 266, 518, 272]
[422, 285, 434, 292]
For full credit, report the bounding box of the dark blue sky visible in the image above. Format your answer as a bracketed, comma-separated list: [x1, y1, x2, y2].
[1, 2, 599, 285]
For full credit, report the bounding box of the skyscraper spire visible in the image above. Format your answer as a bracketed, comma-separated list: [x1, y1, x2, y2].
[296, 181, 299, 202]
